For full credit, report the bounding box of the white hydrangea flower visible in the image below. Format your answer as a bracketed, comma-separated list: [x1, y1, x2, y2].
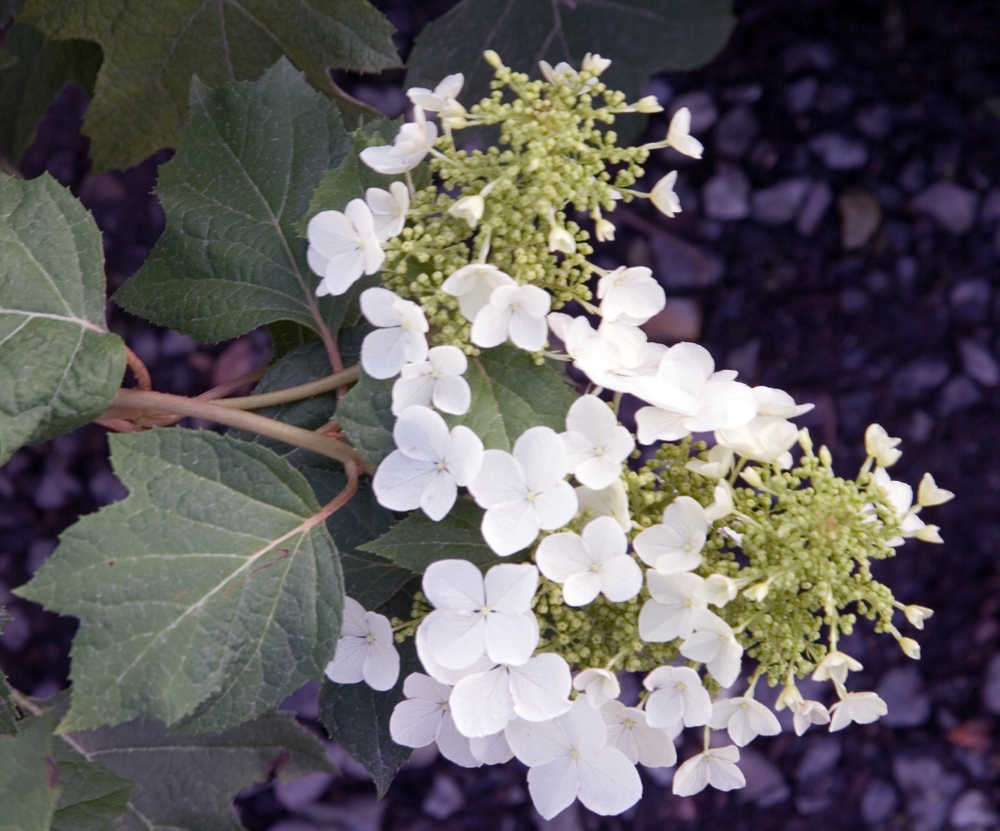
[506, 698, 643, 819]
[597, 317, 650, 368]
[441, 263, 517, 322]
[594, 218, 616, 241]
[372, 406, 483, 521]
[307, 199, 385, 296]
[449, 653, 573, 737]
[359, 106, 438, 174]
[633, 343, 758, 444]
[600, 699, 678, 767]
[792, 700, 831, 735]
[391, 345, 471, 416]
[917, 473, 953, 507]
[753, 386, 815, 418]
[829, 691, 887, 731]
[672, 746, 745, 797]
[470, 730, 514, 764]
[903, 604, 934, 630]
[704, 480, 735, 523]
[560, 395, 635, 490]
[535, 516, 642, 606]
[581, 53, 612, 75]
[448, 194, 485, 227]
[359, 288, 429, 379]
[649, 170, 681, 217]
[596, 266, 666, 324]
[325, 597, 400, 691]
[665, 107, 704, 159]
[700, 574, 738, 607]
[415, 623, 495, 686]
[468, 426, 578, 556]
[716, 416, 800, 467]
[872, 468, 928, 541]
[685, 445, 735, 480]
[710, 697, 782, 746]
[680, 609, 744, 689]
[638, 571, 708, 642]
[811, 649, 863, 684]
[547, 225, 577, 254]
[573, 669, 621, 709]
[865, 423, 902, 468]
[365, 182, 409, 242]
[421, 559, 540, 669]
[643, 665, 712, 729]
[407, 73, 464, 112]
[575, 479, 631, 532]
[389, 673, 479, 767]
[633, 496, 708, 575]
[471, 284, 551, 351]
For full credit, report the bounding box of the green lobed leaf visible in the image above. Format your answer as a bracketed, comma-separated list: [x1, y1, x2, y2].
[50, 732, 136, 831]
[16, 428, 344, 734]
[0, 711, 60, 830]
[406, 0, 735, 122]
[113, 58, 355, 350]
[20, 0, 401, 171]
[0, 172, 126, 464]
[444, 344, 578, 452]
[0, 607, 19, 736]
[0, 18, 102, 165]
[64, 709, 334, 831]
[360, 498, 517, 573]
[335, 369, 396, 467]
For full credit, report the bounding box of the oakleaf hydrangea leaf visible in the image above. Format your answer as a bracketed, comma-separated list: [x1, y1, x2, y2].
[113, 59, 355, 348]
[336, 369, 396, 467]
[407, 0, 735, 120]
[0, 172, 126, 464]
[0, 712, 60, 829]
[16, 429, 344, 733]
[50, 730, 136, 831]
[0, 18, 102, 165]
[0, 607, 19, 736]
[20, 0, 401, 171]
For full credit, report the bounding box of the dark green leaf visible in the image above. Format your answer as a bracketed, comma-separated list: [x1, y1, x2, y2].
[21, 0, 401, 171]
[113, 59, 355, 349]
[0, 22, 101, 165]
[266, 320, 319, 359]
[407, 0, 735, 123]
[359, 498, 515, 573]
[444, 344, 578, 452]
[65, 710, 334, 831]
[0, 172, 126, 464]
[16, 429, 343, 734]
[50, 734, 135, 831]
[336, 369, 396, 467]
[318, 671, 412, 798]
[0, 711, 60, 828]
[0, 607, 19, 736]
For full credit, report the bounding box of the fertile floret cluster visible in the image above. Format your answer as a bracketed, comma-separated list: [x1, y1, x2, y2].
[313, 52, 951, 820]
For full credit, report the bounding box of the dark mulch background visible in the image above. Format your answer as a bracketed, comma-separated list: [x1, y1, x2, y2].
[2, 1, 1000, 829]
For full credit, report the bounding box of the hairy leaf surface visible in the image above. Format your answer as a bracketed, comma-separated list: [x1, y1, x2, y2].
[50, 732, 136, 831]
[20, 0, 400, 170]
[0, 607, 18, 736]
[336, 369, 395, 467]
[114, 59, 355, 349]
[407, 0, 735, 120]
[0, 172, 126, 464]
[16, 429, 344, 733]
[0, 712, 60, 829]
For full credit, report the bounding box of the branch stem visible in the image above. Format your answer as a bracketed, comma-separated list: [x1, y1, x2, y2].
[124, 346, 152, 391]
[209, 364, 359, 410]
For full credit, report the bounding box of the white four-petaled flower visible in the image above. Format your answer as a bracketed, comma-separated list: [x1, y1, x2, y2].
[679, 609, 744, 688]
[359, 288, 429, 379]
[596, 266, 666, 324]
[633, 496, 708, 575]
[561, 394, 635, 490]
[573, 668, 621, 708]
[366, 182, 410, 242]
[389, 673, 479, 767]
[710, 696, 782, 746]
[307, 199, 385, 296]
[359, 106, 438, 175]
[666, 107, 704, 159]
[672, 746, 745, 796]
[407, 73, 464, 112]
[643, 665, 712, 729]
[471, 284, 551, 351]
[372, 406, 483, 520]
[829, 691, 887, 731]
[600, 699, 679, 767]
[325, 597, 400, 691]
[441, 263, 517, 322]
[391, 345, 471, 416]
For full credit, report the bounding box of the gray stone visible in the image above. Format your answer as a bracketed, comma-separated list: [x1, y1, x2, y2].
[890, 358, 950, 401]
[818, 82, 855, 113]
[34, 468, 81, 510]
[642, 298, 702, 343]
[908, 410, 935, 444]
[838, 190, 882, 249]
[703, 164, 751, 220]
[274, 772, 334, 811]
[300, 797, 387, 831]
[950, 790, 999, 829]
[809, 133, 869, 169]
[727, 339, 761, 382]
[796, 180, 833, 236]
[877, 666, 932, 727]
[981, 653, 1000, 714]
[0, 611, 30, 651]
[533, 801, 583, 831]
[649, 233, 723, 289]
[938, 375, 982, 417]
[840, 287, 870, 315]
[88, 468, 128, 506]
[783, 41, 838, 74]
[786, 76, 819, 113]
[899, 158, 927, 192]
[670, 91, 717, 133]
[959, 340, 1000, 387]
[736, 747, 790, 808]
[752, 178, 811, 225]
[951, 279, 992, 323]
[422, 773, 465, 820]
[796, 736, 841, 783]
[160, 330, 197, 356]
[715, 106, 759, 158]
[893, 757, 965, 831]
[980, 188, 1000, 226]
[643, 77, 674, 108]
[911, 183, 980, 234]
[861, 780, 899, 825]
[855, 103, 894, 139]
[721, 83, 762, 104]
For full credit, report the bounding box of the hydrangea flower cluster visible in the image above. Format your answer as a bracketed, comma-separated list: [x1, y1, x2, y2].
[312, 53, 952, 819]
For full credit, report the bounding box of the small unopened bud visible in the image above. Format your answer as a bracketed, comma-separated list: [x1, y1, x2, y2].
[903, 604, 933, 630]
[819, 445, 833, 467]
[798, 428, 814, 455]
[743, 581, 771, 602]
[740, 467, 764, 489]
[915, 524, 943, 543]
[548, 226, 576, 254]
[899, 637, 921, 660]
[483, 50, 502, 68]
[634, 95, 664, 113]
[917, 472, 954, 507]
[594, 218, 616, 242]
[700, 574, 737, 607]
